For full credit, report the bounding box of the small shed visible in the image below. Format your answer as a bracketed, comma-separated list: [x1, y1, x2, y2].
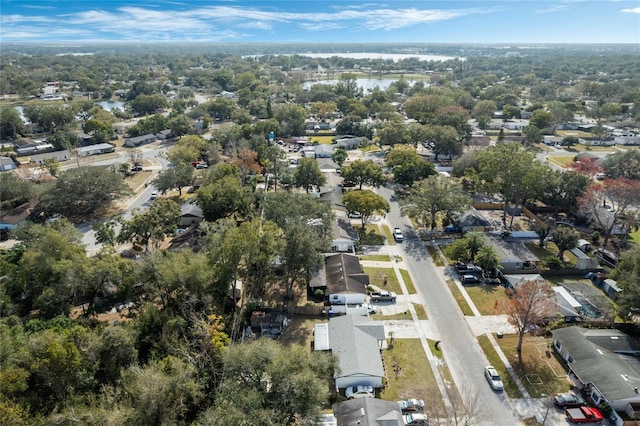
[569, 248, 599, 270]
[602, 279, 622, 300]
[313, 323, 330, 351]
[577, 239, 591, 253]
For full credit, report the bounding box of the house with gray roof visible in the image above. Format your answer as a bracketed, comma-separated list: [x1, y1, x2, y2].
[551, 326, 640, 411]
[335, 136, 367, 150]
[0, 156, 17, 172]
[309, 253, 369, 314]
[485, 235, 539, 273]
[328, 315, 386, 391]
[333, 398, 403, 426]
[180, 202, 203, 227]
[30, 149, 71, 164]
[124, 134, 157, 148]
[330, 217, 358, 253]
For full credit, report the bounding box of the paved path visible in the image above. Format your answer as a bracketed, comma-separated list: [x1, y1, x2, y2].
[364, 183, 545, 425]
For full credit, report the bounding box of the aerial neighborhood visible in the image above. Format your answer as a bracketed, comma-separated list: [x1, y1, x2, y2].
[1, 42, 640, 425]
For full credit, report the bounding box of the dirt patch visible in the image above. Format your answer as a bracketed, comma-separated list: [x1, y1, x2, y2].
[477, 209, 535, 232]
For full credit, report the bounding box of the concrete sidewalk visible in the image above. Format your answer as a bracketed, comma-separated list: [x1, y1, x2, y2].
[360, 230, 545, 423]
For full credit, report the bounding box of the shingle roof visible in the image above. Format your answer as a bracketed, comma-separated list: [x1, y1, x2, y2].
[333, 398, 403, 426]
[552, 326, 640, 402]
[325, 253, 369, 295]
[329, 315, 385, 381]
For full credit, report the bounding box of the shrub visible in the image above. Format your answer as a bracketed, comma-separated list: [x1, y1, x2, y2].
[544, 256, 564, 270]
[591, 231, 600, 244]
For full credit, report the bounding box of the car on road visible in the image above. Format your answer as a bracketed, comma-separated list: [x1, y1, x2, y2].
[484, 366, 504, 391]
[565, 406, 603, 423]
[345, 385, 374, 399]
[553, 392, 587, 408]
[150, 191, 158, 200]
[461, 275, 481, 285]
[402, 412, 428, 425]
[397, 398, 425, 414]
[348, 211, 362, 219]
[393, 227, 404, 242]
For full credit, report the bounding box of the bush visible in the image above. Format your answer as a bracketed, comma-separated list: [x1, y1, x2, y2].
[544, 257, 564, 270]
[591, 231, 600, 244]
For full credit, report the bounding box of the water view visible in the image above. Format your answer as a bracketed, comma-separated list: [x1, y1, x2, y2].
[303, 78, 420, 92]
[97, 100, 125, 111]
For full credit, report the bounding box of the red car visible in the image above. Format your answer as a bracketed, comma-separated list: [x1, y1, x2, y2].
[565, 406, 603, 423]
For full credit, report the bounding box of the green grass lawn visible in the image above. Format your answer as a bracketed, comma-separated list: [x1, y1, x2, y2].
[426, 245, 444, 266]
[307, 135, 335, 145]
[464, 284, 509, 315]
[413, 303, 428, 320]
[360, 144, 382, 153]
[359, 254, 391, 262]
[400, 269, 417, 294]
[630, 228, 640, 244]
[493, 334, 571, 398]
[381, 339, 441, 417]
[380, 224, 395, 245]
[356, 224, 386, 245]
[446, 279, 474, 316]
[125, 170, 152, 191]
[477, 335, 523, 398]
[546, 156, 575, 168]
[364, 267, 403, 295]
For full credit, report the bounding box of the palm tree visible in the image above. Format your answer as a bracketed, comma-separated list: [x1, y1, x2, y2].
[474, 246, 500, 278]
[464, 231, 485, 259]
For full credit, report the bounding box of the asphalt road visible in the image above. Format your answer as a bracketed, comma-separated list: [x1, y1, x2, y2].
[378, 184, 522, 426]
[75, 143, 172, 253]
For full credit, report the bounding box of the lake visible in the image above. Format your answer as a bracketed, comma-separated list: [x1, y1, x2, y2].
[97, 100, 125, 111]
[303, 78, 420, 92]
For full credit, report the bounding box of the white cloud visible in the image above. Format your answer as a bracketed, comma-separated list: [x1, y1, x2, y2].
[621, 7, 640, 13]
[536, 4, 569, 14]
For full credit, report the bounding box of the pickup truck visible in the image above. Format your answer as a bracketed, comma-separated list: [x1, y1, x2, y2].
[565, 406, 603, 423]
[370, 290, 397, 302]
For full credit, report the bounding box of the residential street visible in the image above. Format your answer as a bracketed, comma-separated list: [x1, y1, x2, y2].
[377, 184, 523, 426]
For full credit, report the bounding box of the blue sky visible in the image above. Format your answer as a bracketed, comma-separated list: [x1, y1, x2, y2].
[1, 1, 639, 44]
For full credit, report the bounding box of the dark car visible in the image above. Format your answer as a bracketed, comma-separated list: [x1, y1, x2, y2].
[553, 392, 587, 408]
[131, 165, 143, 172]
[444, 225, 461, 233]
[461, 275, 481, 285]
[455, 263, 482, 275]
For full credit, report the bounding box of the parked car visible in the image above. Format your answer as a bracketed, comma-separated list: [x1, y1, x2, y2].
[131, 165, 143, 172]
[364, 303, 377, 315]
[565, 406, 603, 423]
[370, 290, 397, 302]
[150, 191, 158, 200]
[393, 227, 404, 242]
[444, 225, 461, 233]
[484, 366, 504, 391]
[397, 398, 425, 414]
[403, 412, 428, 425]
[455, 263, 482, 275]
[595, 172, 607, 180]
[345, 385, 374, 399]
[348, 211, 362, 219]
[461, 275, 481, 285]
[553, 392, 587, 408]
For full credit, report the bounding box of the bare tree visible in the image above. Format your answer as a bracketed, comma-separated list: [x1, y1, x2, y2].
[503, 279, 555, 365]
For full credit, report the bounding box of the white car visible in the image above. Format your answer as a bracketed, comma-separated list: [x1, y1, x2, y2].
[345, 385, 374, 399]
[150, 191, 158, 200]
[393, 227, 404, 242]
[364, 303, 377, 315]
[403, 412, 428, 425]
[484, 366, 504, 391]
